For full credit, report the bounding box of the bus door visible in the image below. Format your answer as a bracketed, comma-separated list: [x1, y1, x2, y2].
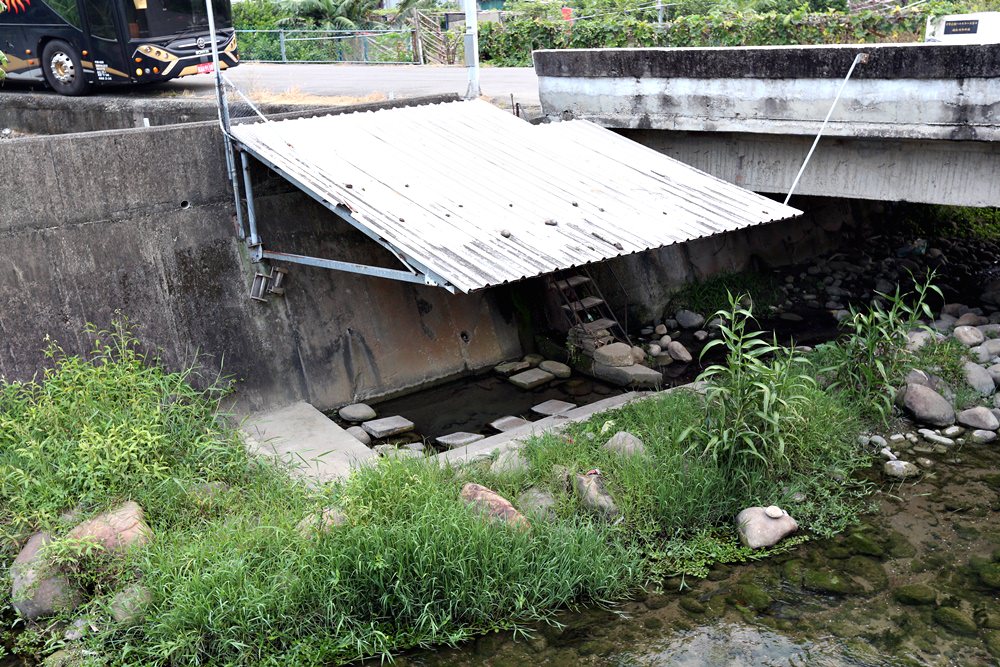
[79, 0, 130, 83]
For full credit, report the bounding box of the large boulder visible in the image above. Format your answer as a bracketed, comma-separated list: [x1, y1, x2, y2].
[10, 533, 84, 620]
[602, 431, 646, 457]
[573, 472, 619, 518]
[963, 361, 996, 396]
[675, 310, 706, 329]
[957, 406, 1000, 431]
[899, 384, 955, 427]
[66, 501, 152, 554]
[593, 342, 635, 368]
[460, 483, 529, 530]
[735, 506, 798, 549]
[954, 326, 986, 347]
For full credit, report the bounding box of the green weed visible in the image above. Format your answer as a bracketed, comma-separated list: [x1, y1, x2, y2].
[697, 293, 816, 475]
[668, 271, 780, 319]
[815, 274, 942, 423]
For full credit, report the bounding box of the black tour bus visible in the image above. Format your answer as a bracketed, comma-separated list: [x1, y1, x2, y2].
[0, 0, 238, 94]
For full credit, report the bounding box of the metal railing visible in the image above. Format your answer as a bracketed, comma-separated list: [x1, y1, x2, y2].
[235, 29, 418, 64]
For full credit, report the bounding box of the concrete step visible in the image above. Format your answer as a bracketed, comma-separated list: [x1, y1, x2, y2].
[490, 415, 531, 432]
[562, 296, 605, 313]
[580, 318, 616, 333]
[553, 275, 591, 291]
[531, 399, 576, 416]
[242, 401, 376, 484]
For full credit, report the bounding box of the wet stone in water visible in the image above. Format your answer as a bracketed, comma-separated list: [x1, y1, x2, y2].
[338, 403, 376, 422]
[362, 415, 415, 439]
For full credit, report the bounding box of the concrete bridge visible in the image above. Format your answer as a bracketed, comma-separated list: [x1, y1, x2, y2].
[534, 43, 1000, 207]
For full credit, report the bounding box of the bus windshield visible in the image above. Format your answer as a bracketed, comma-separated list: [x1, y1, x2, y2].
[124, 0, 232, 39]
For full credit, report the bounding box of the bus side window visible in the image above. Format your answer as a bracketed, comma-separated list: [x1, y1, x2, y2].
[83, 0, 117, 39]
[48, 0, 84, 28]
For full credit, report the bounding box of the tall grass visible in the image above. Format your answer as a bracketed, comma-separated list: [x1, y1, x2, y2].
[697, 294, 816, 476]
[115, 459, 640, 666]
[0, 322, 640, 666]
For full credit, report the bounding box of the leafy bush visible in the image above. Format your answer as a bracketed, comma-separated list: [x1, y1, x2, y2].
[0, 321, 262, 557]
[479, 2, 971, 66]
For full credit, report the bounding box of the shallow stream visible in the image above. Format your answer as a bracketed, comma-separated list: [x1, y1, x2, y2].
[401, 436, 1000, 667]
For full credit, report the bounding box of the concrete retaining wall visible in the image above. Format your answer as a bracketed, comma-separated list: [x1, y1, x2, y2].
[0, 97, 856, 412]
[0, 110, 521, 413]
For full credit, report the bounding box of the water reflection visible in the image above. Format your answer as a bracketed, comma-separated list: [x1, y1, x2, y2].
[619, 622, 902, 667]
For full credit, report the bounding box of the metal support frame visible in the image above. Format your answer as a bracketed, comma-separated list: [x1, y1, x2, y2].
[235, 145, 457, 293]
[206, 0, 457, 295]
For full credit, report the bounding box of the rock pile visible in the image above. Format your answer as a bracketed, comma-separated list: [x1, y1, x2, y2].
[10, 502, 154, 632]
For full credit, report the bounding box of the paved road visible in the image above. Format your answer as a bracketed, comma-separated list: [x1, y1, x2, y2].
[157, 63, 540, 106]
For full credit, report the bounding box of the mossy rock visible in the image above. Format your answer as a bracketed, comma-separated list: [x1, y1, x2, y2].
[893, 583, 938, 606]
[577, 640, 614, 657]
[679, 597, 706, 615]
[825, 545, 852, 560]
[843, 556, 889, 594]
[845, 533, 886, 559]
[977, 563, 1000, 589]
[782, 558, 805, 585]
[642, 616, 664, 630]
[802, 568, 859, 596]
[884, 530, 918, 559]
[644, 593, 671, 610]
[707, 564, 731, 581]
[984, 630, 1000, 659]
[704, 593, 729, 620]
[977, 610, 1000, 629]
[727, 583, 773, 612]
[933, 607, 978, 636]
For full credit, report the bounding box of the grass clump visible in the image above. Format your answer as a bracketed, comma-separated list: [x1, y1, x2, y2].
[118, 458, 639, 666]
[0, 321, 278, 558]
[0, 322, 640, 666]
[812, 274, 941, 422]
[668, 270, 780, 317]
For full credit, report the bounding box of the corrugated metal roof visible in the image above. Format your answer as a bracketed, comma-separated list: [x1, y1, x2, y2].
[231, 99, 801, 293]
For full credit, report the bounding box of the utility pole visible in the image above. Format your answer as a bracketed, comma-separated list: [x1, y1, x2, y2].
[657, 0, 664, 26]
[463, 0, 480, 98]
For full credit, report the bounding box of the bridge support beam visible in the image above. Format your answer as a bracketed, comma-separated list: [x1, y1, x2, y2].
[624, 130, 1000, 208]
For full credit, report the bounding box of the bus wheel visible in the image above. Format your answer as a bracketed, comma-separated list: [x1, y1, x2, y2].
[42, 40, 91, 96]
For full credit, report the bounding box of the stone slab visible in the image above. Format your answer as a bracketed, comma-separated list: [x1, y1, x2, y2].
[509, 368, 555, 390]
[531, 399, 577, 416]
[490, 416, 531, 432]
[591, 361, 663, 388]
[242, 401, 376, 484]
[495, 360, 531, 377]
[435, 432, 486, 448]
[362, 415, 416, 439]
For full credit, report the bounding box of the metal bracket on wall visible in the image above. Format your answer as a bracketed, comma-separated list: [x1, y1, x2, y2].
[232, 142, 457, 295]
[249, 266, 289, 302]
